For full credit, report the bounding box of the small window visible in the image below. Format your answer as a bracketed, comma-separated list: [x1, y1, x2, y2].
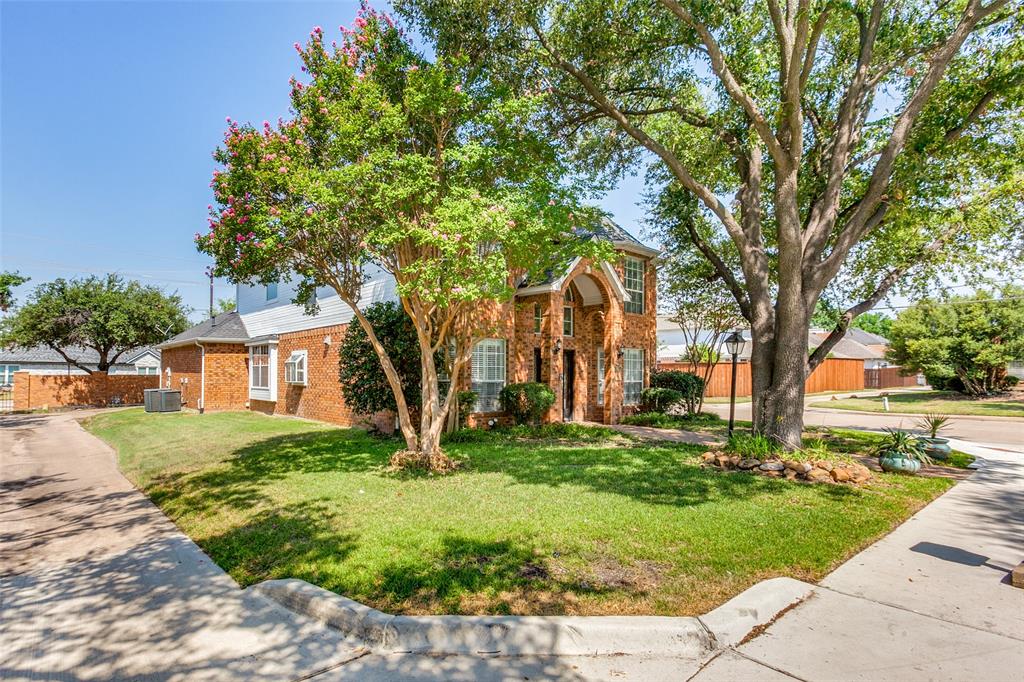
[533, 303, 542, 334]
[624, 257, 645, 314]
[250, 345, 271, 389]
[596, 350, 605, 406]
[266, 282, 278, 301]
[471, 339, 506, 412]
[0, 364, 20, 385]
[137, 366, 158, 375]
[563, 305, 574, 336]
[284, 350, 307, 385]
[623, 348, 643, 405]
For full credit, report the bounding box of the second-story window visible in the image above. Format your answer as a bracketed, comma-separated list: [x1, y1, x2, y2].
[563, 289, 574, 337]
[266, 282, 278, 301]
[534, 303, 542, 334]
[624, 257, 644, 314]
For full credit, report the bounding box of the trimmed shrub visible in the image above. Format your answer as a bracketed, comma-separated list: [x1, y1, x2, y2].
[499, 382, 556, 425]
[456, 390, 477, 427]
[638, 387, 684, 413]
[650, 369, 705, 414]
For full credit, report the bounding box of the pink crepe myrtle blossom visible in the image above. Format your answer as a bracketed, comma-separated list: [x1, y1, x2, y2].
[305, 207, 315, 216]
[279, 166, 288, 173]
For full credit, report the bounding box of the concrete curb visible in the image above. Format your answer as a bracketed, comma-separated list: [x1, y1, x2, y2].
[804, 406, 1024, 422]
[250, 576, 814, 658]
[698, 577, 815, 647]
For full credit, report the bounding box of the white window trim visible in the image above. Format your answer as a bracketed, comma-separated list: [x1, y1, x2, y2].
[596, 350, 605, 406]
[248, 341, 278, 402]
[284, 349, 308, 386]
[563, 305, 574, 337]
[623, 348, 643, 406]
[0, 364, 20, 385]
[471, 338, 506, 412]
[533, 303, 542, 334]
[624, 256, 645, 314]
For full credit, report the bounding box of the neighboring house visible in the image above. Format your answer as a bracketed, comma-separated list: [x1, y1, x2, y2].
[1007, 360, 1024, 380]
[159, 219, 659, 427]
[656, 318, 889, 367]
[0, 345, 161, 385]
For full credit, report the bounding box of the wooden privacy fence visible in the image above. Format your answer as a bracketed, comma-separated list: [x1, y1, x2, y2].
[11, 371, 159, 411]
[864, 366, 920, 389]
[657, 358, 865, 397]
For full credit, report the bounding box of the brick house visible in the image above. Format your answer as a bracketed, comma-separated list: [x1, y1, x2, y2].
[158, 219, 658, 428]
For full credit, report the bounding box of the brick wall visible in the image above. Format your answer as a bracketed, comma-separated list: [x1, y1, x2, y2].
[12, 371, 158, 410]
[160, 343, 248, 410]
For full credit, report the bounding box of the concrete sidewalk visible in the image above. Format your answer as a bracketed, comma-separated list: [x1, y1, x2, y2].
[690, 439, 1024, 681]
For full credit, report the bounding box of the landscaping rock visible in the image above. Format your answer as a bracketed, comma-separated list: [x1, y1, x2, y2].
[759, 461, 784, 472]
[715, 454, 732, 468]
[814, 460, 834, 473]
[784, 469, 798, 481]
[762, 469, 782, 478]
[806, 468, 833, 483]
[729, 455, 741, 467]
[849, 463, 873, 483]
[702, 452, 718, 464]
[830, 467, 853, 483]
[785, 461, 813, 473]
[738, 458, 761, 470]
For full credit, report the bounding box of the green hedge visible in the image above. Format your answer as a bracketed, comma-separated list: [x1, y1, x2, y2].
[498, 382, 556, 425]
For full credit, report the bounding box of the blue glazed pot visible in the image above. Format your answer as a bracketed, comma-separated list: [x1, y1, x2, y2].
[921, 437, 951, 460]
[878, 455, 922, 474]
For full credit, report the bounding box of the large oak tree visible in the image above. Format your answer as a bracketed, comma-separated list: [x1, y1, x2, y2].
[403, 0, 1024, 447]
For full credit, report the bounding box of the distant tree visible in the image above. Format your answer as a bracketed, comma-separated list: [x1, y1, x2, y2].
[0, 271, 28, 312]
[215, 298, 236, 315]
[656, 191, 743, 413]
[887, 287, 1024, 395]
[852, 312, 893, 339]
[196, 11, 606, 468]
[0, 275, 189, 373]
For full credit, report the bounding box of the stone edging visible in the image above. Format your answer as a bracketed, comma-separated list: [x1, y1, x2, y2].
[249, 576, 814, 658]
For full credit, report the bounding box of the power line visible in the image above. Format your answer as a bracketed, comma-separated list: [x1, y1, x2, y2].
[10, 258, 234, 289]
[2, 231, 213, 266]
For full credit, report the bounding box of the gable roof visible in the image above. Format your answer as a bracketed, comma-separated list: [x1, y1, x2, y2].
[158, 311, 250, 349]
[587, 217, 660, 257]
[0, 344, 159, 365]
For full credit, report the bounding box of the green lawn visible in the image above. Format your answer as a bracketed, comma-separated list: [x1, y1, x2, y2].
[83, 409, 956, 617]
[810, 390, 1024, 417]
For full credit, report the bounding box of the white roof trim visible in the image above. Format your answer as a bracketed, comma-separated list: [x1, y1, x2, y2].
[157, 337, 250, 350]
[614, 240, 661, 258]
[514, 256, 629, 304]
[600, 261, 628, 301]
[514, 257, 583, 298]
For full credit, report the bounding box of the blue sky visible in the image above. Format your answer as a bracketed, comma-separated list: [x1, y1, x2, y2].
[0, 0, 651, 317]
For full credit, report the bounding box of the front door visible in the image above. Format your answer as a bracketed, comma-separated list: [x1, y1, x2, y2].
[562, 349, 575, 421]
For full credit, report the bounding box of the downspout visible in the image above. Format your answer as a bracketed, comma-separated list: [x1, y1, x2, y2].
[195, 341, 206, 414]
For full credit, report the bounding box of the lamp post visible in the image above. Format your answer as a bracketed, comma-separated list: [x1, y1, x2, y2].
[724, 331, 746, 439]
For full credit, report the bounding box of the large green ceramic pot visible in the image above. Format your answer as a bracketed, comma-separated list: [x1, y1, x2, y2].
[878, 454, 922, 474]
[921, 437, 951, 460]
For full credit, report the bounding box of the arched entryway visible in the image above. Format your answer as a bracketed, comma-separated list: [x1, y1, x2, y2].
[559, 270, 620, 423]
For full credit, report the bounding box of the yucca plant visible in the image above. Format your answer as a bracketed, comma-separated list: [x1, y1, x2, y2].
[871, 429, 932, 464]
[915, 413, 950, 439]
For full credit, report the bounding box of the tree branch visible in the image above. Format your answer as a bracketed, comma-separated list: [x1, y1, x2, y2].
[657, 0, 788, 165]
[807, 221, 961, 372]
[47, 343, 95, 375]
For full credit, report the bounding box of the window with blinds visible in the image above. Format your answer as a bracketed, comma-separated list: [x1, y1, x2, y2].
[250, 345, 270, 389]
[471, 339, 506, 412]
[624, 257, 645, 314]
[623, 348, 643, 405]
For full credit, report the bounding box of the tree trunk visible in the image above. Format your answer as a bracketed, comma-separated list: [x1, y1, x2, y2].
[749, 306, 812, 450]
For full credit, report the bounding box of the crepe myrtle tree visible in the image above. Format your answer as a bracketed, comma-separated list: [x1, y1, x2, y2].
[196, 8, 606, 467]
[401, 0, 1024, 448]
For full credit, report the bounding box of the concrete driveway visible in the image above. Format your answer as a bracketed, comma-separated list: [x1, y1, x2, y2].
[0, 411, 367, 681]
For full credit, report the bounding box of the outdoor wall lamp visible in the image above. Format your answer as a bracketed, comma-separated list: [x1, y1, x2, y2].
[553, 339, 562, 353]
[616, 347, 625, 359]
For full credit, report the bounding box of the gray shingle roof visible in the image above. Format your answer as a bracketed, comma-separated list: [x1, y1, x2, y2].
[844, 327, 889, 346]
[0, 344, 158, 365]
[160, 311, 250, 347]
[588, 217, 649, 248]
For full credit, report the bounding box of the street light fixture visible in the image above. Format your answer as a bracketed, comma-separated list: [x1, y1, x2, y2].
[724, 330, 746, 438]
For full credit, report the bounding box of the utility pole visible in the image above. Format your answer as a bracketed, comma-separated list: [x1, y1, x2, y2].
[207, 267, 214, 319]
